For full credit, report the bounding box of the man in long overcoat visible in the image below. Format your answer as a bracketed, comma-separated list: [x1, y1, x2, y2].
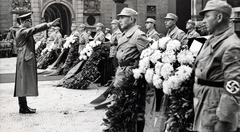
[14, 12, 60, 114]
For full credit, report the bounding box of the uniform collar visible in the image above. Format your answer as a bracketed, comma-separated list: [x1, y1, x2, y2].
[187, 29, 195, 35]
[211, 27, 234, 49]
[168, 26, 178, 36]
[147, 28, 155, 36]
[122, 25, 139, 38]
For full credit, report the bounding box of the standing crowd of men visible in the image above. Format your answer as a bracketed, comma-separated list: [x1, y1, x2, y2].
[12, 0, 240, 131]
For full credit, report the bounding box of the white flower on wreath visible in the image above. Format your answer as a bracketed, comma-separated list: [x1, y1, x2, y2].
[177, 50, 195, 65]
[158, 37, 171, 50]
[132, 69, 142, 79]
[155, 62, 164, 76]
[145, 68, 154, 84]
[79, 54, 88, 60]
[166, 39, 181, 51]
[86, 49, 93, 56]
[161, 63, 174, 79]
[79, 41, 101, 60]
[163, 75, 181, 95]
[161, 50, 176, 63]
[175, 65, 193, 82]
[153, 74, 163, 89]
[150, 40, 159, 50]
[150, 50, 162, 64]
[138, 57, 150, 73]
[140, 48, 154, 59]
[48, 42, 54, 51]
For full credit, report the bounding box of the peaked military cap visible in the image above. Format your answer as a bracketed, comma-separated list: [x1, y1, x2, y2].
[71, 23, 77, 27]
[54, 26, 60, 30]
[164, 13, 178, 21]
[111, 19, 119, 24]
[199, 0, 232, 16]
[187, 19, 195, 26]
[96, 22, 104, 27]
[17, 12, 32, 24]
[117, 7, 138, 17]
[145, 18, 156, 24]
[79, 23, 86, 28]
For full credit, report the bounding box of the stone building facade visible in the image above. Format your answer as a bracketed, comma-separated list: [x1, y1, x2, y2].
[1, 0, 240, 39]
[0, 0, 193, 39]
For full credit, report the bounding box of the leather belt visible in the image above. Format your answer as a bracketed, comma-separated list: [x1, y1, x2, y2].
[111, 43, 118, 46]
[195, 77, 224, 87]
[119, 60, 136, 67]
[17, 47, 24, 51]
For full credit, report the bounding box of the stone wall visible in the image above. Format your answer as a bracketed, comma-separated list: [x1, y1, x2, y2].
[0, 0, 13, 34]
[0, 0, 170, 36]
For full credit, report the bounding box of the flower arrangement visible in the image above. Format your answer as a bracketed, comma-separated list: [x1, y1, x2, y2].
[63, 34, 78, 49]
[133, 37, 195, 131]
[62, 45, 109, 89]
[79, 41, 102, 60]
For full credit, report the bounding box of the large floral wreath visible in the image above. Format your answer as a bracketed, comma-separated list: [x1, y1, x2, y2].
[62, 41, 109, 89]
[133, 37, 195, 131]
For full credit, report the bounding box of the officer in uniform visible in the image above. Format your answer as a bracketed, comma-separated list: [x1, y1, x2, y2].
[105, 27, 112, 41]
[113, 7, 149, 132]
[145, 18, 162, 41]
[93, 22, 105, 43]
[53, 26, 62, 56]
[193, 0, 240, 131]
[185, 19, 200, 39]
[164, 13, 187, 45]
[109, 19, 122, 74]
[78, 23, 89, 54]
[14, 12, 59, 113]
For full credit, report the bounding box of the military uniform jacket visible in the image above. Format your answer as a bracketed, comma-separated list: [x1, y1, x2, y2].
[185, 29, 200, 39]
[146, 28, 160, 41]
[193, 28, 240, 131]
[93, 31, 105, 43]
[109, 28, 122, 58]
[78, 31, 89, 53]
[166, 26, 187, 45]
[79, 31, 89, 45]
[14, 23, 49, 97]
[53, 32, 62, 49]
[113, 25, 149, 88]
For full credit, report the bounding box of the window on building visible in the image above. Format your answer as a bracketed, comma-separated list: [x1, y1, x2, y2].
[228, 0, 240, 7]
[147, 5, 156, 14]
[147, 5, 156, 21]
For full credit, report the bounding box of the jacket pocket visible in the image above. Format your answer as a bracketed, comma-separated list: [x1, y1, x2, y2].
[201, 99, 219, 129]
[24, 52, 33, 61]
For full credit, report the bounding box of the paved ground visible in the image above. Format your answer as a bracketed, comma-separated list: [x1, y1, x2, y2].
[0, 57, 108, 132]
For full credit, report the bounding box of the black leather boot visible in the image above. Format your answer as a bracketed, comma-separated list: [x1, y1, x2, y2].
[18, 97, 36, 114]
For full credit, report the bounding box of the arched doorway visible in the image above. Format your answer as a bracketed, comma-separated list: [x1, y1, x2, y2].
[44, 3, 71, 36]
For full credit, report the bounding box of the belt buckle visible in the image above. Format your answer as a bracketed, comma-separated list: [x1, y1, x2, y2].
[194, 77, 199, 84]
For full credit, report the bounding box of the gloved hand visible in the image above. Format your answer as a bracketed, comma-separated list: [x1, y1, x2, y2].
[214, 120, 231, 132]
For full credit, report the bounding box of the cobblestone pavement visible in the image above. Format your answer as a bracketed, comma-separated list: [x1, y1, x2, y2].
[0, 57, 108, 132]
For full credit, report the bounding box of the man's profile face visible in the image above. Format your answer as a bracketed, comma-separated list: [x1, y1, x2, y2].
[202, 11, 219, 34]
[145, 22, 153, 30]
[71, 25, 77, 31]
[111, 23, 118, 30]
[186, 22, 193, 30]
[119, 16, 132, 30]
[79, 27, 84, 32]
[96, 26, 101, 31]
[24, 18, 32, 28]
[164, 19, 175, 29]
